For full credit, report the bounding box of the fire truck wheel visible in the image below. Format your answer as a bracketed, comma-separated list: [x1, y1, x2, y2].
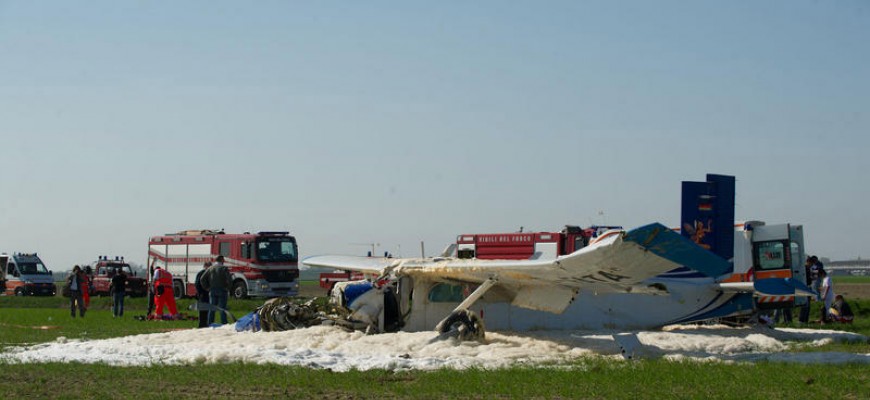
[14, 287, 25, 296]
[232, 280, 248, 299]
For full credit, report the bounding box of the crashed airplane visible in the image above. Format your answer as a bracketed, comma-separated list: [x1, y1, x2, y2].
[300, 174, 817, 340]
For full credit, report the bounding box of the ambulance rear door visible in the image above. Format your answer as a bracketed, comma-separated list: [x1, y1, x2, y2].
[789, 225, 807, 306]
[751, 223, 796, 309]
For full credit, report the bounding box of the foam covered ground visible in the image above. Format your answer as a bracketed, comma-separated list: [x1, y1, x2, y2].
[1, 324, 867, 371]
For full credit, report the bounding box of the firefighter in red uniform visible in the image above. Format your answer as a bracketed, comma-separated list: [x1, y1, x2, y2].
[151, 266, 178, 318]
[81, 270, 92, 309]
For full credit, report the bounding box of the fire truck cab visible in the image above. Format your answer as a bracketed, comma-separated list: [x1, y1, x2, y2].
[454, 225, 623, 260]
[89, 256, 148, 297]
[1, 252, 57, 296]
[148, 230, 300, 299]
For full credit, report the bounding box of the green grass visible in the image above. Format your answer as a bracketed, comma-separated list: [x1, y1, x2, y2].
[834, 275, 870, 284]
[1, 288, 869, 399]
[0, 359, 867, 399]
[0, 294, 268, 346]
[772, 298, 870, 339]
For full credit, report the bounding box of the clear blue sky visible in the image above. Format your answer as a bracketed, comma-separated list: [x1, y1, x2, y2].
[1, 1, 867, 270]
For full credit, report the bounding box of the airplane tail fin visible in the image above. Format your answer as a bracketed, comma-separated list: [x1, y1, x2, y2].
[681, 174, 735, 262]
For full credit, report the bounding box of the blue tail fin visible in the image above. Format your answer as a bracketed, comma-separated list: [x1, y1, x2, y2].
[681, 174, 735, 262]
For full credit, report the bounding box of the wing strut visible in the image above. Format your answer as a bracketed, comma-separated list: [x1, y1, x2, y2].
[451, 276, 498, 314]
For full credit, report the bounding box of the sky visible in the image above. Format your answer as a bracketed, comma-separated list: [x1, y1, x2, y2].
[0, 1, 868, 271]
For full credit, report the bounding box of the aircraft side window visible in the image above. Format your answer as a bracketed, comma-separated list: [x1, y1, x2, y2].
[427, 283, 464, 302]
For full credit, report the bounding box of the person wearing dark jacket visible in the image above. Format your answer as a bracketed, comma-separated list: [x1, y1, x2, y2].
[110, 268, 127, 317]
[799, 256, 817, 324]
[67, 266, 86, 318]
[194, 262, 211, 328]
[202, 256, 232, 324]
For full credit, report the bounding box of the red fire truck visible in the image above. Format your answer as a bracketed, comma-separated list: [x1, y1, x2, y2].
[317, 225, 622, 289]
[147, 230, 299, 299]
[455, 225, 623, 260]
[319, 270, 366, 290]
[89, 256, 148, 297]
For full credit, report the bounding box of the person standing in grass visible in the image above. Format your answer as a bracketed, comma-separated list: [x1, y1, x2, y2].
[818, 269, 834, 323]
[809, 256, 824, 292]
[798, 256, 814, 324]
[67, 266, 85, 318]
[110, 268, 127, 318]
[81, 266, 93, 310]
[194, 262, 211, 328]
[202, 255, 232, 325]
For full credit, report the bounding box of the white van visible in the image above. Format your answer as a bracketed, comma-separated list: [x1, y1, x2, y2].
[1, 253, 57, 296]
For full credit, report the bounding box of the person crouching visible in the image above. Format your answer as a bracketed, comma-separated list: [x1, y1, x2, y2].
[151, 266, 178, 319]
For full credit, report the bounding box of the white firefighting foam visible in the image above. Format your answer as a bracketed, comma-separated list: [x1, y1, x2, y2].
[1, 324, 867, 371]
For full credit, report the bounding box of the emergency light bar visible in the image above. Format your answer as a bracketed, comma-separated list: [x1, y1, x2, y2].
[257, 231, 290, 236]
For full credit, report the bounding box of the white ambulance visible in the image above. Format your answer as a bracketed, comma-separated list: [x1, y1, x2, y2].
[1, 253, 58, 296]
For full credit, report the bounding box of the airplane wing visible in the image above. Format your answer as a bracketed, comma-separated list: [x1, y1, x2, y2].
[301, 255, 400, 276]
[303, 223, 731, 314]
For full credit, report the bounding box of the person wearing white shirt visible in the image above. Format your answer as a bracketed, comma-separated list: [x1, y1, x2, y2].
[818, 269, 834, 323]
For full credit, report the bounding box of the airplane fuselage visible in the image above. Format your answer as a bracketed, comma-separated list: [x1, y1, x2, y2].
[394, 271, 754, 332]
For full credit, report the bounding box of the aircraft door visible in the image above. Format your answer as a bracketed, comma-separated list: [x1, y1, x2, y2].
[396, 276, 414, 328]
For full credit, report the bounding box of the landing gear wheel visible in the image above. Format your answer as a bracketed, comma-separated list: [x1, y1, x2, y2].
[436, 309, 486, 341]
[232, 280, 248, 300]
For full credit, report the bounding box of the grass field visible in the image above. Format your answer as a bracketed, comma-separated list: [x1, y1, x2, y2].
[834, 275, 870, 284]
[1, 285, 869, 399]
